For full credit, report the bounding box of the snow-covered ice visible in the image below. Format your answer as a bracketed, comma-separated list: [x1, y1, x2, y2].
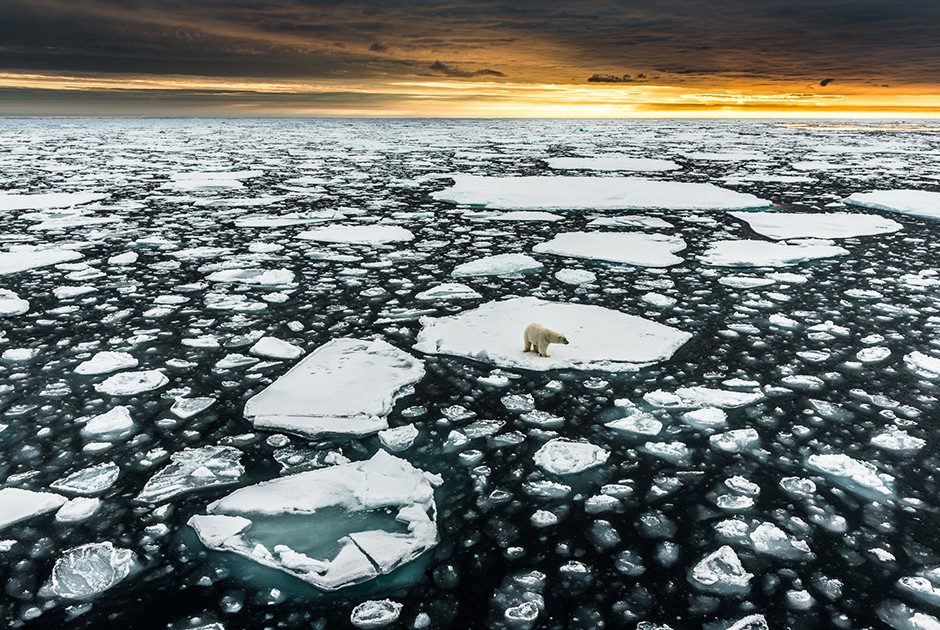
[43, 542, 139, 600]
[845, 189, 940, 220]
[701, 240, 849, 267]
[0, 247, 83, 275]
[451, 253, 544, 277]
[0, 488, 67, 529]
[297, 225, 414, 244]
[533, 232, 686, 267]
[243, 338, 425, 438]
[414, 297, 692, 371]
[414, 283, 482, 301]
[74, 351, 138, 375]
[136, 446, 244, 503]
[94, 370, 169, 395]
[533, 439, 609, 475]
[546, 155, 681, 172]
[0, 289, 29, 316]
[729, 211, 902, 240]
[688, 546, 753, 596]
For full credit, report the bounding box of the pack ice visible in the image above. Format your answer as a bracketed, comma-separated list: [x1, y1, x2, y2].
[431, 175, 771, 210]
[414, 297, 691, 372]
[729, 212, 902, 240]
[187, 450, 439, 591]
[42, 542, 139, 600]
[701, 240, 849, 267]
[243, 338, 425, 439]
[844, 189, 940, 220]
[532, 232, 686, 267]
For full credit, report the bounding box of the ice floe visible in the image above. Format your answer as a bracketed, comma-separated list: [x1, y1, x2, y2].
[74, 351, 139, 375]
[729, 212, 902, 240]
[688, 545, 753, 596]
[806, 453, 895, 503]
[546, 156, 680, 172]
[0, 488, 67, 529]
[452, 253, 543, 277]
[0, 247, 83, 275]
[243, 338, 425, 439]
[248, 336, 303, 360]
[136, 446, 244, 503]
[81, 406, 134, 440]
[644, 387, 764, 409]
[0, 191, 109, 211]
[844, 189, 940, 220]
[0, 289, 29, 316]
[415, 283, 482, 301]
[43, 542, 139, 600]
[350, 599, 403, 628]
[414, 297, 692, 372]
[534, 439, 609, 475]
[187, 450, 438, 591]
[461, 210, 563, 222]
[701, 240, 849, 267]
[904, 351, 940, 379]
[297, 225, 414, 244]
[533, 232, 686, 267]
[431, 175, 771, 210]
[94, 370, 169, 396]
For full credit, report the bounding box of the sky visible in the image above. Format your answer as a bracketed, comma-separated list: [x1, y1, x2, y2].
[1, 0, 939, 117]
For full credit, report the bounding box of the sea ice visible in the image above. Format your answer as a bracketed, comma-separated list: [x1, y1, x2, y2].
[0, 289, 29, 316]
[55, 497, 101, 523]
[243, 338, 425, 439]
[729, 212, 902, 240]
[43, 542, 139, 600]
[546, 156, 680, 172]
[415, 283, 482, 301]
[234, 210, 344, 227]
[74, 351, 138, 375]
[431, 175, 771, 210]
[94, 370, 169, 395]
[170, 397, 216, 419]
[0, 191, 109, 211]
[81, 406, 134, 440]
[0, 247, 83, 275]
[187, 450, 438, 591]
[806, 453, 895, 503]
[451, 253, 544, 277]
[248, 336, 303, 360]
[532, 232, 686, 267]
[688, 545, 753, 596]
[904, 351, 940, 379]
[377, 424, 419, 452]
[206, 269, 296, 287]
[51, 463, 121, 496]
[297, 225, 414, 244]
[136, 446, 244, 503]
[414, 297, 691, 372]
[554, 269, 596, 285]
[701, 240, 849, 267]
[461, 210, 563, 222]
[533, 439, 609, 475]
[644, 387, 764, 409]
[844, 189, 940, 220]
[350, 600, 403, 628]
[0, 487, 67, 529]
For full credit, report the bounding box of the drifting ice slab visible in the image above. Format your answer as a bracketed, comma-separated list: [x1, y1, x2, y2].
[244, 338, 425, 439]
[0, 487, 67, 530]
[297, 225, 414, 244]
[844, 189, 940, 220]
[533, 232, 686, 267]
[0, 248, 83, 275]
[44, 542, 139, 600]
[431, 175, 771, 210]
[414, 297, 691, 372]
[546, 156, 680, 172]
[187, 450, 439, 591]
[701, 240, 849, 267]
[729, 212, 902, 240]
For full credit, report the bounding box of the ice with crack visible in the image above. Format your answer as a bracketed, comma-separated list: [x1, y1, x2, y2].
[188, 450, 439, 591]
[688, 545, 753, 596]
[51, 463, 120, 496]
[43, 542, 139, 600]
[534, 439, 608, 475]
[136, 445, 244, 503]
[244, 338, 425, 439]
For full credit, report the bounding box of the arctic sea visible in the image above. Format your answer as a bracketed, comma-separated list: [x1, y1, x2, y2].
[0, 118, 938, 629]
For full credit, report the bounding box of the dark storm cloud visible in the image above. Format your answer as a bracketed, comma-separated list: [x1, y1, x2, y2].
[0, 0, 938, 86]
[820, 78, 835, 86]
[429, 61, 505, 78]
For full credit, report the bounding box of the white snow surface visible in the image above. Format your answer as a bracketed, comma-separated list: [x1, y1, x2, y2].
[729, 212, 903, 240]
[806, 453, 895, 503]
[137, 446, 244, 503]
[187, 450, 438, 591]
[431, 175, 771, 210]
[94, 370, 168, 396]
[414, 297, 692, 372]
[243, 338, 425, 439]
[0, 191, 109, 211]
[451, 253, 544, 277]
[0, 248, 83, 275]
[533, 231, 685, 267]
[546, 156, 681, 172]
[297, 225, 414, 244]
[844, 189, 940, 220]
[701, 240, 849, 267]
[74, 351, 138, 375]
[534, 439, 609, 475]
[0, 289, 29, 316]
[414, 283, 482, 301]
[0, 487, 67, 530]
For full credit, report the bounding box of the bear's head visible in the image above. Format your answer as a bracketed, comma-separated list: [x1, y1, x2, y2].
[557, 334, 569, 345]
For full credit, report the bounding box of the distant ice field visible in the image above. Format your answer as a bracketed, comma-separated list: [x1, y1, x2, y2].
[0, 118, 938, 630]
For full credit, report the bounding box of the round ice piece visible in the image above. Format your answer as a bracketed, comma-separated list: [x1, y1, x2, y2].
[95, 370, 168, 395]
[47, 542, 138, 600]
[452, 253, 543, 277]
[533, 439, 609, 475]
[81, 406, 134, 439]
[0, 289, 29, 316]
[75, 352, 139, 376]
[350, 599, 403, 628]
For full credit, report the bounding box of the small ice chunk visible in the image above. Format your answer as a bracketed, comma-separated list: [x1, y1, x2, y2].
[533, 439, 608, 475]
[904, 351, 940, 379]
[350, 599, 403, 628]
[94, 370, 168, 395]
[51, 463, 120, 496]
[414, 283, 481, 301]
[533, 232, 686, 267]
[0, 247, 83, 275]
[452, 253, 543, 277]
[136, 446, 244, 503]
[81, 406, 134, 440]
[688, 545, 753, 596]
[555, 268, 596, 285]
[806, 453, 895, 503]
[871, 428, 925, 454]
[0, 487, 67, 529]
[249, 337, 303, 360]
[45, 542, 139, 600]
[297, 225, 414, 244]
[681, 407, 727, 431]
[378, 425, 419, 452]
[547, 155, 680, 172]
[74, 352, 138, 375]
[0, 289, 29, 316]
[170, 397, 216, 419]
[857, 347, 891, 363]
[701, 240, 848, 267]
[55, 497, 101, 523]
[645, 387, 764, 409]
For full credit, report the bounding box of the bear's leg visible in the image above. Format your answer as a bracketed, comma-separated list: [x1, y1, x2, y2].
[524, 339, 532, 352]
[538, 341, 550, 357]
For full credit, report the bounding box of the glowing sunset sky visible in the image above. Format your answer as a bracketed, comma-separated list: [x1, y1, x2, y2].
[1, 0, 939, 117]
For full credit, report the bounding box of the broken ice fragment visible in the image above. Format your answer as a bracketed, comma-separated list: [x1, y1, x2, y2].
[452, 253, 543, 277]
[136, 446, 244, 503]
[533, 232, 686, 267]
[94, 370, 168, 395]
[51, 463, 120, 496]
[81, 406, 134, 440]
[350, 600, 403, 628]
[74, 351, 138, 375]
[248, 336, 303, 360]
[170, 397, 216, 419]
[44, 542, 139, 600]
[806, 453, 895, 503]
[701, 240, 848, 267]
[688, 545, 752, 596]
[0, 289, 29, 316]
[378, 425, 419, 452]
[534, 439, 608, 475]
[244, 338, 425, 439]
[0, 487, 67, 529]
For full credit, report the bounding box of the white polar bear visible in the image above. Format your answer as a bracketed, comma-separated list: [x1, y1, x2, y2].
[523, 322, 569, 357]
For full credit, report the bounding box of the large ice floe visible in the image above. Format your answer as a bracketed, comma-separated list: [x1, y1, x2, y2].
[701, 240, 849, 267]
[844, 189, 940, 220]
[187, 450, 439, 591]
[0, 487, 67, 529]
[296, 225, 414, 244]
[414, 297, 691, 371]
[452, 253, 544, 277]
[431, 175, 771, 210]
[545, 155, 681, 172]
[729, 212, 903, 240]
[0, 247, 83, 275]
[0, 191, 108, 211]
[532, 232, 686, 267]
[243, 338, 425, 439]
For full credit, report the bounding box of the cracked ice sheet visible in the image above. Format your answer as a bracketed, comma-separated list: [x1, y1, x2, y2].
[533, 232, 686, 267]
[844, 189, 940, 220]
[414, 297, 691, 372]
[701, 240, 849, 267]
[187, 450, 439, 591]
[729, 212, 902, 240]
[0, 191, 109, 211]
[243, 338, 425, 439]
[136, 446, 244, 503]
[431, 175, 771, 210]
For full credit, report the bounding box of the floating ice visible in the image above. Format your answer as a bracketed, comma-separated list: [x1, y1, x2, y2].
[806, 453, 895, 503]
[234, 210, 344, 228]
[533, 232, 686, 267]
[534, 439, 609, 475]
[462, 210, 563, 222]
[452, 253, 544, 277]
[718, 276, 776, 289]
[249, 337, 303, 361]
[871, 428, 925, 454]
[350, 600, 403, 628]
[187, 450, 438, 591]
[136, 446, 244, 503]
[414, 297, 691, 372]
[0, 191, 108, 211]
[688, 545, 753, 596]
[546, 156, 680, 172]
[644, 387, 764, 409]
[431, 175, 771, 210]
[94, 370, 169, 395]
[729, 212, 902, 240]
[206, 269, 296, 287]
[297, 225, 414, 244]
[51, 463, 120, 496]
[81, 406, 134, 440]
[415, 283, 482, 301]
[844, 189, 940, 220]
[168, 170, 262, 190]
[378, 424, 419, 452]
[0, 487, 67, 529]
[701, 240, 849, 267]
[555, 269, 596, 285]
[588, 216, 673, 229]
[74, 351, 138, 375]
[55, 497, 101, 523]
[681, 407, 727, 431]
[0, 289, 29, 316]
[605, 403, 663, 436]
[904, 351, 940, 379]
[170, 397, 216, 419]
[44, 542, 139, 600]
[243, 338, 425, 439]
[0, 247, 83, 275]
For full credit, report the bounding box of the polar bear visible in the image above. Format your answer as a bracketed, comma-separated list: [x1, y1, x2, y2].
[523, 322, 569, 357]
